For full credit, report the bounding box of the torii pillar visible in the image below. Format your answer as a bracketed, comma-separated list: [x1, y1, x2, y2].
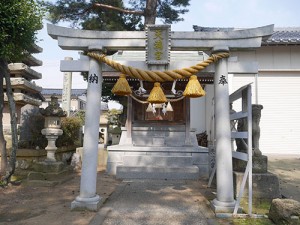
[71, 49, 103, 211]
[211, 46, 235, 213]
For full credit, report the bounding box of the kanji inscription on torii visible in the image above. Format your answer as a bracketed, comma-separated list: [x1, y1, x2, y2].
[146, 25, 170, 65]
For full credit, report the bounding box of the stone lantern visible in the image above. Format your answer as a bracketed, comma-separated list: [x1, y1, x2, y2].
[39, 95, 66, 162]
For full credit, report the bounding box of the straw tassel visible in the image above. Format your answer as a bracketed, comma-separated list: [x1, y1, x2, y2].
[183, 75, 206, 98]
[111, 74, 132, 96]
[147, 82, 167, 104]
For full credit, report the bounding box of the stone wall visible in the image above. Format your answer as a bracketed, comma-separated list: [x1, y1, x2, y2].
[0, 146, 76, 171]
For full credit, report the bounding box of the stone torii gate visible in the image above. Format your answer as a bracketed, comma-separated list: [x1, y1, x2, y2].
[47, 24, 273, 212]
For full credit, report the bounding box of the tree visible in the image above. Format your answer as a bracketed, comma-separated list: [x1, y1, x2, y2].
[43, 0, 190, 30]
[43, 0, 142, 31]
[0, 0, 44, 185]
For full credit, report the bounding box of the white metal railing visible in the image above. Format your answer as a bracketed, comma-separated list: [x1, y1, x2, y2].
[208, 83, 253, 216]
[230, 83, 253, 216]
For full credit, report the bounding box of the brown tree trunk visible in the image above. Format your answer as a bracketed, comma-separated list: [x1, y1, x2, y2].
[0, 59, 18, 184]
[0, 59, 7, 178]
[91, 0, 158, 27]
[144, 0, 158, 25]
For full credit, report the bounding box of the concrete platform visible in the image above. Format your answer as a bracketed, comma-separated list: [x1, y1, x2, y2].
[123, 155, 193, 167]
[116, 166, 200, 180]
[107, 144, 209, 179]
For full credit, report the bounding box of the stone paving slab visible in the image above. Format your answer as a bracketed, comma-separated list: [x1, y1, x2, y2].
[267, 154, 300, 202]
[90, 179, 216, 225]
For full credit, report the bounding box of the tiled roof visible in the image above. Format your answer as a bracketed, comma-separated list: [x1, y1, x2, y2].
[263, 28, 300, 45]
[41, 88, 86, 97]
[193, 26, 300, 45]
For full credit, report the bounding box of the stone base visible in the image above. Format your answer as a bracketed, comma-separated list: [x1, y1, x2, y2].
[211, 199, 239, 214]
[27, 169, 72, 186]
[116, 166, 200, 180]
[71, 195, 102, 211]
[233, 155, 268, 173]
[107, 145, 209, 179]
[33, 161, 65, 173]
[233, 171, 281, 204]
[27, 161, 72, 186]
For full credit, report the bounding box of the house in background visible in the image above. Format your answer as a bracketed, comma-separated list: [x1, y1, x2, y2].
[41, 88, 109, 120]
[191, 27, 300, 155]
[41, 88, 111, 144]
[41, 88, 87, 111]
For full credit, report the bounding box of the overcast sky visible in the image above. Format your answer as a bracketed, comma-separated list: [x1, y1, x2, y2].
[34, 0, 300, 89]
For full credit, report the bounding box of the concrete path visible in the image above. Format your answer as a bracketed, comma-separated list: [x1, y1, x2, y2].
[89, 179, 217, 225]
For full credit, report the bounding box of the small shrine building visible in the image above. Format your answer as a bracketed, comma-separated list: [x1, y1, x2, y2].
[47, 23, 273, 213]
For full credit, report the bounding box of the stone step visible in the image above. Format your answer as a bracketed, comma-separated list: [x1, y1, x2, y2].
[132, 135, 198, 147]
[123, 155, 193, 167]
[108, 145, 208, 153]
[116, 166, 200, 180]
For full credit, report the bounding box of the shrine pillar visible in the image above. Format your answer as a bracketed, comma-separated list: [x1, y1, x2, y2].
[71, 50, 103, 211]
[211, 46, 235, 213]
[185, 98, 191, 145]
[125, 96, 133, 144]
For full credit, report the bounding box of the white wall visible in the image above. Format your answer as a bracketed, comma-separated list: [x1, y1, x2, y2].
[190, 97, 206, 133]
[230, 46, 300, 154]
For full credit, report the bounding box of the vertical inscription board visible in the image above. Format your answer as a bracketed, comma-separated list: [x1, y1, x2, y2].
[62, 72, 70, 111]
[146, 25, 171, 65]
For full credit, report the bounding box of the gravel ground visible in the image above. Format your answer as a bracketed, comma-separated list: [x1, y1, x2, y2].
[0, 154, 299, 225]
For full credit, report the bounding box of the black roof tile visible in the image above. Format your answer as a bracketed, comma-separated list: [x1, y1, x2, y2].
[263, 28, 300, 45]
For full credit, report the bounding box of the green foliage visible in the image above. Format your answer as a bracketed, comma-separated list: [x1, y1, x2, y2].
[232, 218, 274, 225]
[43, 0, 190, 31]
[107, 108, 122, 127]
[157, 0, 189, 24]
[43, 0, 142, 31]
[73, 110, 85, 124]
[0, 0, 45, 61]
[56, 117, 83, 147]
[129, 0, 190, 25]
